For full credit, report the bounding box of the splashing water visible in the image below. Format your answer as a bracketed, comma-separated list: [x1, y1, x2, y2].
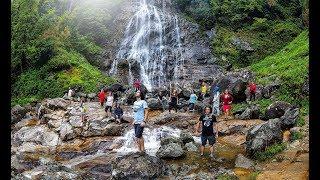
[114, 126, 182, 156]
[110, 0, 185, 91]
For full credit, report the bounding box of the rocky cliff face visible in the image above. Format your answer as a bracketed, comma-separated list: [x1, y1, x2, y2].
[104, 0, 221, 91]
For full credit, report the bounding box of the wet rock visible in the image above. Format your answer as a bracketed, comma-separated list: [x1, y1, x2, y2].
[160, 137, 183, 146]
[179, 130, 194, 144]
[60, 122, 76, 141]
[234, 154, 254, 169]
[156, 143, 186, 159]
[46, 98, 70, 110]
[146, 98, 162, 110]
[246, 118, 283, 157]
[280, 108, 299, 130]
[11, 105, 28, 124]
[14, 117, 40, 129]
[14, 125, 60, 147]
[152, 111, 195, 125]
[84, 121, 125, 137]
[239, 105, 260, 120]
[48, 119, 63, 130]
[112, 152, 165, 179]
[185, 142, 198, 152]
[265, 101, 292, 120]
[69, 116, 83, 128]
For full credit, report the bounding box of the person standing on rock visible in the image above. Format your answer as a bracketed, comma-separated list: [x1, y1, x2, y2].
[220, 89, 233, 120]
[80, 97, 88, 122]
[188, 91, 198, 112]
[169, 89, 178, 113]
[67, 87, 73, 99]
[212, 86, 220, 116]
[105, 91, 114, 117]
[248, 81, 257, 102]
[200, 81, 208, 101]
[195, 106, 218, 157]
[98, 88, 106, 107]
[132, 91, 149, 152]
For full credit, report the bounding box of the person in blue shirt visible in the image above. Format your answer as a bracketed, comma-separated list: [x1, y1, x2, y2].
[188, 91, 198, 112]
[132, 91, 149, 152]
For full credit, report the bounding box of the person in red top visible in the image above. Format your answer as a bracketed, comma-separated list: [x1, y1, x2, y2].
[98, 88, 106, 107]
[220, 89, 233, 120]
[133, 79, 141, 91]
[248, 81, 257, 102]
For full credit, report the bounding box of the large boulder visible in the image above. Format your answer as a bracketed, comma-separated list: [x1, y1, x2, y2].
[234, 154, 254, 169]
[146, 98, 162, 110]
[11, 105, 28, 124]
[46, 98, 70, 110]
[83, 120, 125, 137]
[111, 152, 165, 179]
[160, 137, 183, 146]
[60, 122, 76, 141]
[265, 101, 292, 120]
[156, 143, 186, 159]
[109, 83, 125, 92]
[185, 142, 198, 152]
[179, 130, 194, 144]
[152, 112, 195, 125]
[262, 83, 280, 99]
[229, 79, 248, 103]
[280, 108, 299, 130]
[239, 105, 260, 120]
[246, 118, 283, 157]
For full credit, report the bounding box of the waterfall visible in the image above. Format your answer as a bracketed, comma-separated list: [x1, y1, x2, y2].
[113, 126, 181, 156]
[110, 0, 185, 91]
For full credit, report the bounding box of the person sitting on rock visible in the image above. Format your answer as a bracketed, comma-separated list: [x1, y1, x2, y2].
[188, 91, 198, 112]
[195, 106, 218, 157]
[113, 102, 124, 123]
[105, 91, 114, 117]
[212, 86, 221, 116]
[98, 88, 106, 107]
[169, 89, 178, 113]
[132, 91, 149, 152]
[220, 89, 233, 120]
[248, 81, 257, 102]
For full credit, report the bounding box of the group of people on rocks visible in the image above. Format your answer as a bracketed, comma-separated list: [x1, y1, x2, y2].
[76, 78, 257, 158]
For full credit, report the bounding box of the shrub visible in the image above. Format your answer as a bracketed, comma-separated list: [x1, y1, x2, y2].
[291, 131, 303, 141]
[254, 143, 286, 161]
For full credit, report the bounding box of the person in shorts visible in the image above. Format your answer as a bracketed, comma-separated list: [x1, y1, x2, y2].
[195, 106, 218, 157]
[105, 91, 114, 117]
[188, 91, 198, 112]
[132, 91, 149, 152]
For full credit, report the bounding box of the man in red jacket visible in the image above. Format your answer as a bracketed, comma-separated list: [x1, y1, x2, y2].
[248, 81, 257, 102]
[98, 88, 106, 107]
[133, 79, 141, 92]
[220, 89, 233, 120]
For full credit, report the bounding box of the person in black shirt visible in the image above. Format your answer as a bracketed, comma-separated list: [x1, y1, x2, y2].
[169, 89, 178, 113]
[195, 106, 218, 157]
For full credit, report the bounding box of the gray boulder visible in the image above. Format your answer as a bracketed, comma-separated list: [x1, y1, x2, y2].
[234, 154, 254, 169]
[60, 122, 76, 141]
[87, 93, 96, 99]
[246, 118, 283, 157]
[46, 98, 70, 110]
[156, 143, 186, 159]
[265, 101, 292, 120]
[11, 105, 28, 124]
[185, 142, 198, 152]
[160, 137, 183, 146]
[179, 130, 194, 144]
[280, 108, 299, 130]
[239, 105, 260, 120]
[111, 152, 165, 179]
[262, 83, 280, 99]
[146, 98, 162, 110]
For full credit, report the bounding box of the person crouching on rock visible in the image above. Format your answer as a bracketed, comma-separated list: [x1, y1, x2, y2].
[220, 89, 233, 120]
[98, 88, 106, 107]
[113, 102, 124, 124]
[195, 106, 218, 157]
[132, 91, 149, 153]
[105, 91, 114, 117]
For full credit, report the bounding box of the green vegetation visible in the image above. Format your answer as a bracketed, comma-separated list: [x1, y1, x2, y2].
[291, 131, 303, 141]
[233, 99, 273, 115]
[216, 174, 238, 180]
[254, 143, 287, 161]
[11, 0, 120, 106]
[248, 171, 260, 180]
[296, 116, 306, 127]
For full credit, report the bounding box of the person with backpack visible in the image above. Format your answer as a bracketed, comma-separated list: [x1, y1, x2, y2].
[188, 91, 198, 112]
[248, 81, 257, 102]
[195, 106, 218, 157]
[220, 89, 233, 120]
[212, 86, 220, 116]
[98, 88, 106, 107]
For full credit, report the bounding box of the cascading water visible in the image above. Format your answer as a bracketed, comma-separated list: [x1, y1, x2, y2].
[113, 126, 182, 156]
[110, 0, 185, 91]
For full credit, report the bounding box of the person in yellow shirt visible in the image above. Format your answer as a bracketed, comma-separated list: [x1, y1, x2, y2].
[200, 81, 207, 100]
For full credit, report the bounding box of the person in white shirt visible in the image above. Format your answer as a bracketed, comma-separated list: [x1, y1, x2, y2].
[105, 91, 114, 117]
[67, 87, 73, 99]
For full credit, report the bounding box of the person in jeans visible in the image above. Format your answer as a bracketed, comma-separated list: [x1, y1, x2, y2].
[132, 91, 149, 152]
[195, 106, 218, 157]
[188, 91, 198, 112]
[105, 91, 114, 117]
